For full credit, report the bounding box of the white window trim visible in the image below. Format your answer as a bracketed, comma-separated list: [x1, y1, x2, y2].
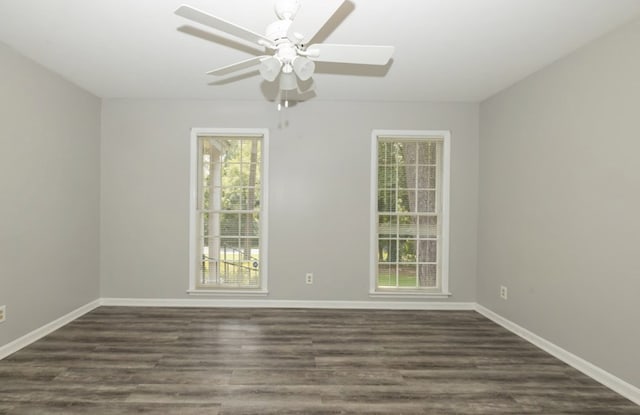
[369, 129, 451, 298]
[188, 127, 269, 295]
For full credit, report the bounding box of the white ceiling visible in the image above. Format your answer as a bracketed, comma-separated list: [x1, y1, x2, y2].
[1, 0, 640, 102]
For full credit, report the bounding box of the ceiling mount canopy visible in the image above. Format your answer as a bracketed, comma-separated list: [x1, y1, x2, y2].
[175, 0, 395, 105]
[274, 0, 301, 21]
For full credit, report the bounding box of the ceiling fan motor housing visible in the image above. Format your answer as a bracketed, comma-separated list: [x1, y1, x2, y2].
[265, 20, 303, 77]
[265, 20, 292, 43]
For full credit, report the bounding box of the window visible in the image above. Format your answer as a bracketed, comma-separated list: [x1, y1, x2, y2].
[370, 130, 450, 296]
[189, 129, 268, 293]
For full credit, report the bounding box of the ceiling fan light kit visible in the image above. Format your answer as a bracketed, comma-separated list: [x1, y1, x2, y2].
[279, 72, 298, 91]
[175, 0, 394, 107]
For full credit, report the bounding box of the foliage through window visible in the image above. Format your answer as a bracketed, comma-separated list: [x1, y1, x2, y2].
[372, 132, 449, 294]
[193, 133, 266, 290]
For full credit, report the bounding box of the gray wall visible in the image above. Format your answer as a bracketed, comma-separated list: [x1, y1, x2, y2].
[100, 100, 478, 303]
[0, 42, 101, 346]
[478, 18, 640, 387]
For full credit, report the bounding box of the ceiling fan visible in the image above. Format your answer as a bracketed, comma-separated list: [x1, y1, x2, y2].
[175, 0, 394, 105]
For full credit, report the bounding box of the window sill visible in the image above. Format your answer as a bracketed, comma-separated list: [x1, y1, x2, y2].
[187, 289, 269, 296]
[369, 290, 452, 299]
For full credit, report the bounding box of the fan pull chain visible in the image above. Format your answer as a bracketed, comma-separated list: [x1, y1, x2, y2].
[277, 91, 289, 111]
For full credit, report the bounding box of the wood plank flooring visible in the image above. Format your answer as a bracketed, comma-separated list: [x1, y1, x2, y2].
[0, 307, 638, 414]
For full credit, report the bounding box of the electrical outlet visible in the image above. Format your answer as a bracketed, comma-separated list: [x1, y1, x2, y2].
[305, 273, 313, 284]
[500, 286, 508, 300]
[0, 305, 5, 323]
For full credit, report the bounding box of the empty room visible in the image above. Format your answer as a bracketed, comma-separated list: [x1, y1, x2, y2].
[1, 0, 639, 413]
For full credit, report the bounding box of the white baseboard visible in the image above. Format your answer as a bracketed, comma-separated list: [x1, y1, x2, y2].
[100, 297, 476, 310]
[0, 299, 101, 360]
[475, 304, 640, 406]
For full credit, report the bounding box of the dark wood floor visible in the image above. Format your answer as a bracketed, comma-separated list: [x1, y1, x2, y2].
[0, 307, 638, 414]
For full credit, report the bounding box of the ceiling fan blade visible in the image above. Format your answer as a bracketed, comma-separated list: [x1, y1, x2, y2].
[306, 44, 394, 65]
[287, 0, 345, 44]
[207, 56, 269, 76]
[175, 5, 274, 48]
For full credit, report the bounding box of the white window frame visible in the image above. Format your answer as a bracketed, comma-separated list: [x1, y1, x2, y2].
[369, 129, 451, 298]
[188, 128, 269, 295]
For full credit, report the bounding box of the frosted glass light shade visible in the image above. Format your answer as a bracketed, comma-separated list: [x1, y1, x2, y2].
[279, 72, 298, 90]
[292, 57, 315, 81]
[259, 57, 282, 82]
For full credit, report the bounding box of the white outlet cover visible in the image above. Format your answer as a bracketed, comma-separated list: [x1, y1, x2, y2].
[500, 286, 508, 299]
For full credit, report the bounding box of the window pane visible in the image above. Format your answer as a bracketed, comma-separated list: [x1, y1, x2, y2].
[204, 234, 219, 255]
[418, 239, 437, 263]
[220, 238, 240, 252]
[378, 190, 396, 212]
[400, 142, 417, 164]
[221, 188, 244, 210]
[200, 211, 208, 237]
[240, 213, 259, 237]
[246, 244, 260, 270]
[201, 260, 219, 285]
[398, 239, 416, 262]
[399, 165, 416, 189]
[418, 264, 437, 287]
[398, 216, 417, 238]
[417, 190, 436, 213]
[398, 264, 417, 287]
[418, 142, 437, 164]
[248, 268, 260, 286]
[378, 142, 395, 165]
[223, 263, 246, 285]
[377, 263, 397, 287]
[418, 216, 438, 238]
[251, 186, 261, 210]
[220, 213, 240, 236]
[378, 215, 397, 238]
[417, 166, 436, 189]
[396, 189, 411, 213]
[378, 166, 396, 189]
[378, 240, 396, 262]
